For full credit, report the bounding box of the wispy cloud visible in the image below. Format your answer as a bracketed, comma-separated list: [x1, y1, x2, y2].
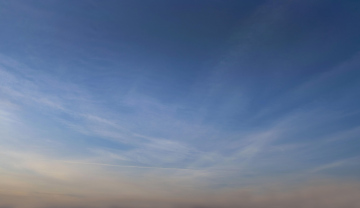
[1, 51, 359, 181]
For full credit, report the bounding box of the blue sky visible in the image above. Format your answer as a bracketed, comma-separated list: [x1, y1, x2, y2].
[0, 0, 360, 207]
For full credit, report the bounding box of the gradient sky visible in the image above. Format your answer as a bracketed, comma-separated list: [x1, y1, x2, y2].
[1, 0, 360, 208]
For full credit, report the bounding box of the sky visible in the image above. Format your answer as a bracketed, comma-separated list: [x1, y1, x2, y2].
[0, 0, 360, 207]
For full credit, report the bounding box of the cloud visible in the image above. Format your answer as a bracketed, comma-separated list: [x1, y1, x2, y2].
[309, 156, 360, 174]
[0, 55, 199, 166]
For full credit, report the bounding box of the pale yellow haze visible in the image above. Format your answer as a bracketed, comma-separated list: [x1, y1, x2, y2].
[0, 151, 359, 208]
